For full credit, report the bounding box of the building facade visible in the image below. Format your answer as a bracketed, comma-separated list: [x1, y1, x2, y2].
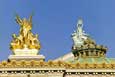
[0, 15, 115, 77]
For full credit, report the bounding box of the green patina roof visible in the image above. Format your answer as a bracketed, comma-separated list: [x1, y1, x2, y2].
[68, 57, 115, 64]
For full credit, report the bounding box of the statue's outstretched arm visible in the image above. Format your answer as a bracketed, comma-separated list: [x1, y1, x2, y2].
[29, 15, 32, 23]
[15, 15, 23, 25]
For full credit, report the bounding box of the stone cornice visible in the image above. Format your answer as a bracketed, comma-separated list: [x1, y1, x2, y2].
[0, 60, 115, 69]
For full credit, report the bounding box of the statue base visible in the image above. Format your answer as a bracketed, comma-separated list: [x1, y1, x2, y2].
[8, 55, 45, 61]
[12, 48, 39, 55]
[9, 48, 45, 61]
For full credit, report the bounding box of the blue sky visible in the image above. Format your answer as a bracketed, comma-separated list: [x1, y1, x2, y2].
[0, 0, 115, 61]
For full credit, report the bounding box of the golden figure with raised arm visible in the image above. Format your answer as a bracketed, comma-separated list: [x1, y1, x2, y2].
[10, 15, 41, 52]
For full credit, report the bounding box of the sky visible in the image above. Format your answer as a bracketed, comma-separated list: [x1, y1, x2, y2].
[0, 0, 115, 61]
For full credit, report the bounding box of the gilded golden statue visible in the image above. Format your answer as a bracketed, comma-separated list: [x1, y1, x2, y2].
[10, 15, 41, 51]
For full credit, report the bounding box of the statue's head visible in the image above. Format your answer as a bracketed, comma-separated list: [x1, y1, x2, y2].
[22, 17, 32, 31]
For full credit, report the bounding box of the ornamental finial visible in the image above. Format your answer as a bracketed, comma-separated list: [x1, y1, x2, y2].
[71, 19, 107, 58]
